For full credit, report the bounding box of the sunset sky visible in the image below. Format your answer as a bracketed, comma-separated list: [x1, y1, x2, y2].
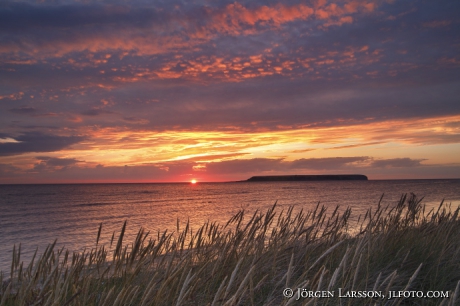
[0, 0, 459, 183]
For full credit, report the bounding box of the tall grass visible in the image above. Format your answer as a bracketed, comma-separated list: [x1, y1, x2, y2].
[1, 194, 459, 305]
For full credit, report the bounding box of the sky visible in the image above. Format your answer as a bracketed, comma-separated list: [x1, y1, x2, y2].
[0, 0, 459, 183]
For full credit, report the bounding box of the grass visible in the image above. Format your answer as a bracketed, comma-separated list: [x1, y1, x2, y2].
[0, 193, 459, 305]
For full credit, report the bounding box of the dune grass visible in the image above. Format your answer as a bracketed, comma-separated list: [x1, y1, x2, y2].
[1, 194, 459, 305]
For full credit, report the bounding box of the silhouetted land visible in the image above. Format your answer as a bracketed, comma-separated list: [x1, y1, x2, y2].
[246, 174, 368, 182]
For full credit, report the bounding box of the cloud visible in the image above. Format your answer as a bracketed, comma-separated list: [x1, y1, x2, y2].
[22, 163, 175, 183]
[370, 158, 425, 168]
[204, 156, 367, 175]
[8, 106, 37, 114]
[289, 157, 369, 170]
[329, 142, 385, 150]
[0, 0, 459, 183]
[1, 0, 459, 135]
[0, 163, 21, 178]
[0, 0, 382, 60]
[35, 156, 80, 167]
[205, 158, 284, 174]
[288, 148, 316, 153]
[1, 154, 456, 183]
[0, 132, 85, 156]
[80, 108, 114, 116]
[0, 91, 24, 101]
[204, 156, 433, 177]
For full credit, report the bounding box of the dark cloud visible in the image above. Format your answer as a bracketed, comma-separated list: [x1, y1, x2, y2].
[205, 156, 431, 176]
[8, 107, 37, 115]
[80, 108, 114, 116]
[0, 132, 85, 156]
[204, 157, 370, 176]
[0, 1, 165, 31]
[205, 158, 284, 174]
[21, 163, 173, 183]
[35, 156, 80, 167]
[115, 79, 460, 132]
[1, 165, 456, 184]
[1, 155, 456, 183]
[86, 156, 457, 180]
[289, 157, 369, 170]
[370, 158, 425, 168]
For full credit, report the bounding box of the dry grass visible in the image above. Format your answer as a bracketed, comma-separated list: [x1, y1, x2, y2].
[1, 194, 459, 305]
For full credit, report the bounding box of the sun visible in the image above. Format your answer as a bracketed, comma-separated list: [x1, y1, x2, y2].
[190, 179, 197, 184]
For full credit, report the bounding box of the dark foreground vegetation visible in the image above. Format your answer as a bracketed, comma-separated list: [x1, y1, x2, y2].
[1, 194, 459, 305]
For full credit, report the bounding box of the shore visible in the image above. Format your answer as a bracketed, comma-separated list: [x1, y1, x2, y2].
[1, 194, 459, 305]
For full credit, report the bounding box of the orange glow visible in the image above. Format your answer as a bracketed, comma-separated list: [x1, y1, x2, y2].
[43, 114, 460, 168]
[4, 114, 460, 183]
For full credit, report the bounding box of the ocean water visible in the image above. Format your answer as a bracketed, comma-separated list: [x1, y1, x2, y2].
[1, 179, 459, 273]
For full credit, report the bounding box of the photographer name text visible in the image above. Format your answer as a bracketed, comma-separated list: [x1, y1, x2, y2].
[282, 288, 450, 300]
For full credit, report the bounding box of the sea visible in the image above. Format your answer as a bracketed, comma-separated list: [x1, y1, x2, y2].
[1, 179, 460, 273]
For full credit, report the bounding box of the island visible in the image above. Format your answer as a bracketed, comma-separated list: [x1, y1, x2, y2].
[245, 174, 368, 181]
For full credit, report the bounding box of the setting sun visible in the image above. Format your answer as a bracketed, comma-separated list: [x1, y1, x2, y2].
[191, 179, 197, 184]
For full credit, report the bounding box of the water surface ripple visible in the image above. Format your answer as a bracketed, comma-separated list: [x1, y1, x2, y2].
[1, 180, 459, 272]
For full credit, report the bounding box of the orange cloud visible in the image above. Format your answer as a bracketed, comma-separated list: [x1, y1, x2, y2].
[100, 40, 386, 83]
[2, 114, 459, 183]
[0, 91, 24, 100]
[227, 3, 315, 26]
[40, 114, 458, 168]
[0, 1, 379, 62]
